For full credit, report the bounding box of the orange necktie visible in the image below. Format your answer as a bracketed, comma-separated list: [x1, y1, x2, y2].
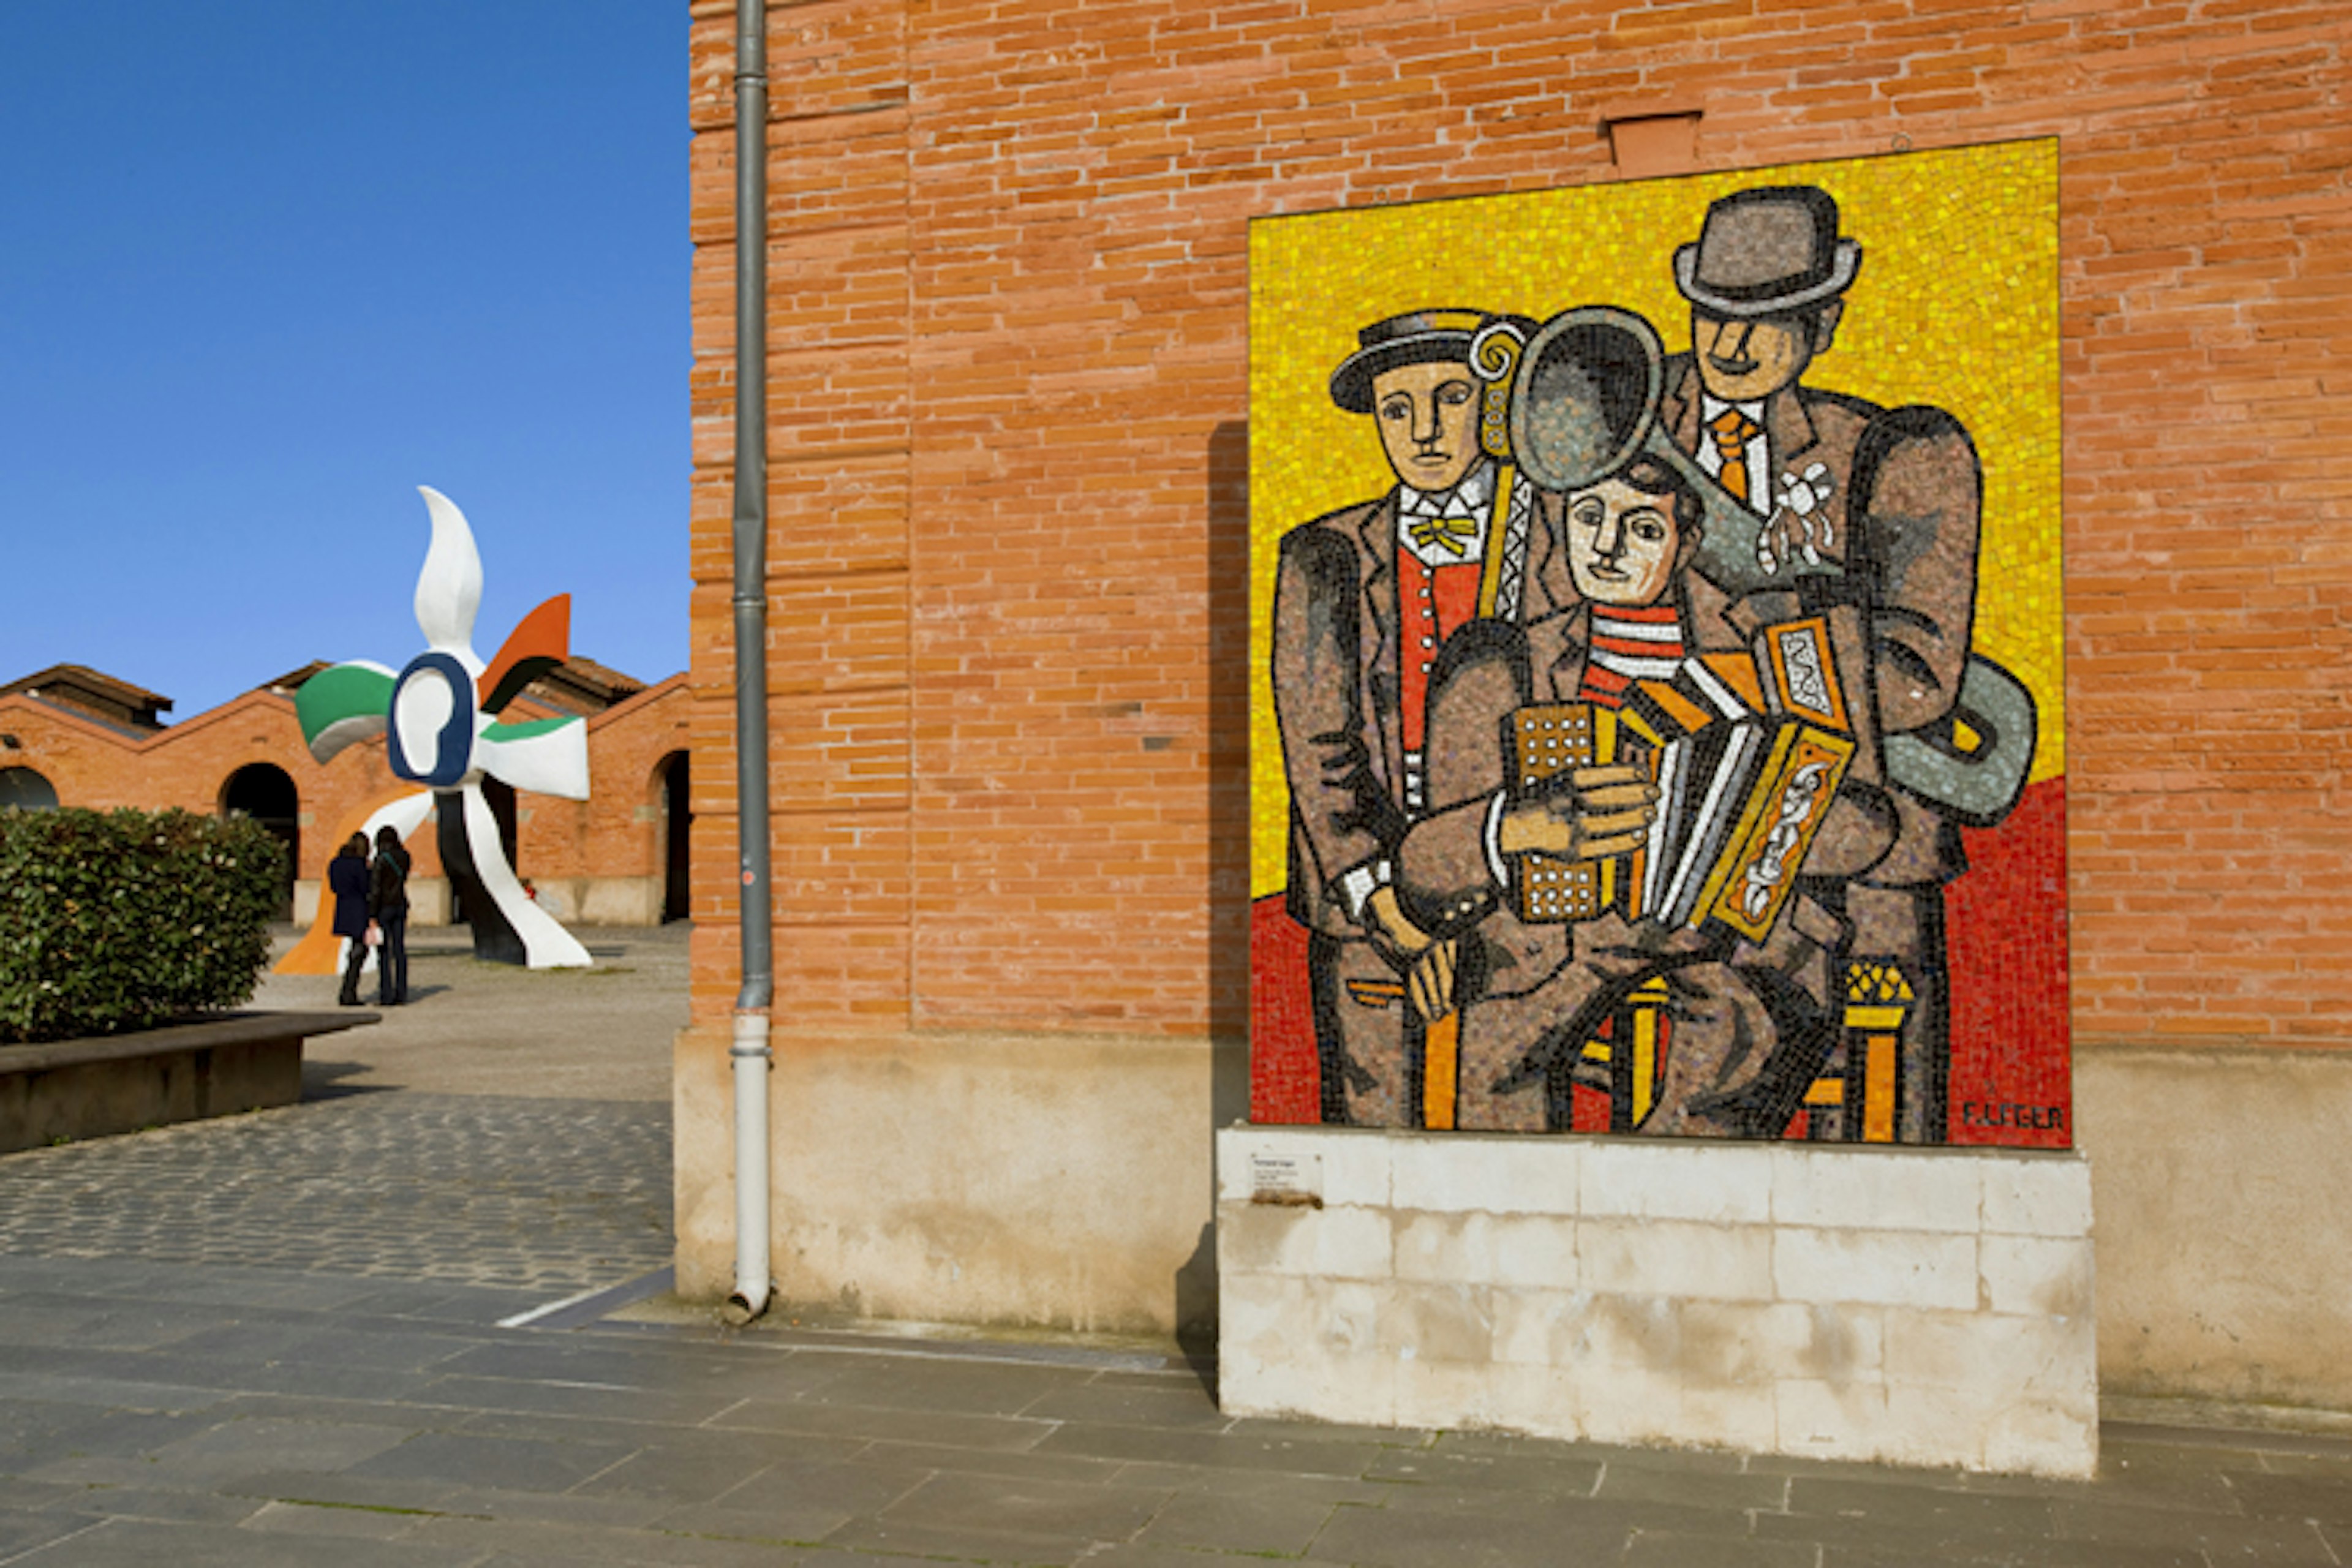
[1708, 408, 1760, 503]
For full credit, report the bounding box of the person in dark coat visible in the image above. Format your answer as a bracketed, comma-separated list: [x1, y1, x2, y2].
[370, 824, 412, 1006]
[328, 832, 374, 1006]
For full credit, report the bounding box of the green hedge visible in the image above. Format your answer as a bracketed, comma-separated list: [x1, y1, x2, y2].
[0, 809, 285, 1044]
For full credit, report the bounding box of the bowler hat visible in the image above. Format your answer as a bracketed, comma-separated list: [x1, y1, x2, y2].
[1329, 309, 1491, 413]
[1673, 186, 1862, 319]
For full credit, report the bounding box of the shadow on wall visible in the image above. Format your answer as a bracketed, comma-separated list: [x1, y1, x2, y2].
[1183, 420, 1254, 1385]
[1207, 419, 1251, 1039]
[1174, 1221, 1219, 1394]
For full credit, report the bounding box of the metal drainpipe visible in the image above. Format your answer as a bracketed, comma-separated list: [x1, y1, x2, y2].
[723, 0, 774, 1328]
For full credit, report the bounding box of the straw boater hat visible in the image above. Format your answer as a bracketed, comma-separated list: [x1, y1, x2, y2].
[1673, 186, 1863, 319]
[1328, 309, 1491, 413]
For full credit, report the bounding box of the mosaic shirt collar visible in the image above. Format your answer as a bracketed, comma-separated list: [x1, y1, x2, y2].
[1698, 391, 1769, 428]
[1395, 458, 1497, 567]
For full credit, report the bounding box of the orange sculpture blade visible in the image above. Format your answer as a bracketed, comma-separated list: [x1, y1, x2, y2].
[477, 594, 571, 714]
[275, 787, 434, 975]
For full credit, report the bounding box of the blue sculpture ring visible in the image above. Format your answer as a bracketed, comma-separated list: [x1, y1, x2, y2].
[387, 652, 477, 788]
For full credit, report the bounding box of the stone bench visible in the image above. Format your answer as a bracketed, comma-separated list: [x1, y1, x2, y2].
[0, 1011, 372, 1154]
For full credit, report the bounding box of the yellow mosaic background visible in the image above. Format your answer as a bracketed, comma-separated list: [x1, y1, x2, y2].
[1248, 138, 2062, 899]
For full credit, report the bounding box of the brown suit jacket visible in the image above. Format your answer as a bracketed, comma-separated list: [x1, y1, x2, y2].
[1376, 570, 1854, 1120]
[1270, 478, 1570, 938]
[1659, 355, 1983, 887]
[1391, 571, 1846, 991]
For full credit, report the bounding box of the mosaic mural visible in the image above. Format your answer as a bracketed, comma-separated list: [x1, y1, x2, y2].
[1249, 141, 2065, 1147]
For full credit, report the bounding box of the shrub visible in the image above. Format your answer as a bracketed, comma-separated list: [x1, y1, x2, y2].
[0, 808, 285, 1044]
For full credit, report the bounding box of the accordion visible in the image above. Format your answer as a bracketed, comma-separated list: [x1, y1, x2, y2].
[1510, 616, 1858, 941]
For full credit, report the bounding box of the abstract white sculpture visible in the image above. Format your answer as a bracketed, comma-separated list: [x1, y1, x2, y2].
[296, 488, 592, 968]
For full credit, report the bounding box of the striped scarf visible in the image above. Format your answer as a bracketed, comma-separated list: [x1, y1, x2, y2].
[1578, 605, 1686, 708]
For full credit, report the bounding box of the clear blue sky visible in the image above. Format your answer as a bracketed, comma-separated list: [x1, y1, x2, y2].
[0, 3, 688, 721]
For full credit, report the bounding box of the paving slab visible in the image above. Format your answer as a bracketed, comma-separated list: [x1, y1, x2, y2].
[1033, 1418, 1395, 1476]
[1131, 1485, 1341, 1553]
[6, 1247, 2352, 1564]
[707, 1394, 1060, 1451]
[24, 1483, 263, 1525]
[0, 1514, 480, 1566]
[2228, 1469, 2352, 1525]
[342, 1429, 640, 1495]
[644, 1494, 856, 1548]
[137, 1415, 417, 1483]
[875, 1466, 1172, 1540]
[1308, 1494, 1641, 1566]
[850, 1438, 1128, 1485]
[1624, 1531, 1825, 1568]
[1365, 1442, 1605, 1495]
[816, 1511, 1098, 1564]
[452, 1409, 870, 1470]
[0, 1511, 102, 1561]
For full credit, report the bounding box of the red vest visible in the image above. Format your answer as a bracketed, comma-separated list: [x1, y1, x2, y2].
[1397, 548, 1484, 752]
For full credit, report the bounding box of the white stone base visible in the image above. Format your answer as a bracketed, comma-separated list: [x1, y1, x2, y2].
[1216, 1125, 2097, 1477]
[515, 876, 660, 926]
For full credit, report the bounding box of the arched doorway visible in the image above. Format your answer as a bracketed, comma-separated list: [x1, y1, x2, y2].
[655, 750, 691, 922]
[0, 767, 58, 811]
[221, 763, 299, 919]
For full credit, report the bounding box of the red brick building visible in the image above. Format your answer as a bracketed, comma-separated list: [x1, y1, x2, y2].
[677, 0, 2352, 1410]
[0, 662, 693, 927]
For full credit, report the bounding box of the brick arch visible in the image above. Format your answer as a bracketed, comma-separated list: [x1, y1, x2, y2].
[0, 766, 58, 811]
[651, 749, 690, 924]
[220, 762, 301, 919]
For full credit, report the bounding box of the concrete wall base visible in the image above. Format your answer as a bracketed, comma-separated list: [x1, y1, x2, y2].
[407, 876, 452, 926]
[516, 877, 658, 927]
[653, 1021, 2352, 1429]
[1215, 1125, 2097, 1477]
[672, 1022, 1246, 1338]
[2079, 1041, 2352, 1411]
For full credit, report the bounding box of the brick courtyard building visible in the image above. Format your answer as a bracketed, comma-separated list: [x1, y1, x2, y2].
[676, 0, 2352, 1414]
[0, 662, 693, 928]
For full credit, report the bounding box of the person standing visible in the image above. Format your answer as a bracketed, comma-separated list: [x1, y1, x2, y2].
[328, 832, 374, 1008]
[1656, 184, 1985, 1140]
[1270, 307, 1557, 1126]
[370, 824, 412, 1006]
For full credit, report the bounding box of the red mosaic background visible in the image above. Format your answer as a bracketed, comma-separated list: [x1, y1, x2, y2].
[1250, 775, 2070, 1148]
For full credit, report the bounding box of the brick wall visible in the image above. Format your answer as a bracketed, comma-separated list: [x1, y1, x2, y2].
[514, 677, 693, 886]
[0, 683, 686, 893]
[686, 0, 2351, 1050]
[0, 693, 430, 883]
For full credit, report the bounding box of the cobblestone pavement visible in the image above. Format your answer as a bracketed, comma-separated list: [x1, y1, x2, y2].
[0, 1093, 670, 1295]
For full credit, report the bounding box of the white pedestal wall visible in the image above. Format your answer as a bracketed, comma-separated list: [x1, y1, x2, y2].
[1216, 1125, 2096, 1477]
